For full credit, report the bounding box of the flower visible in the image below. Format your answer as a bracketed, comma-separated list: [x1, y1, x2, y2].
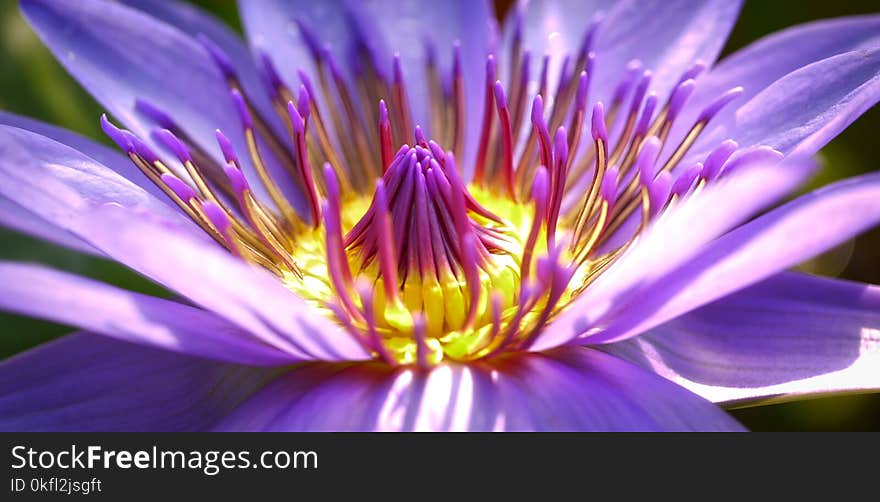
[0, 0, 879, 431]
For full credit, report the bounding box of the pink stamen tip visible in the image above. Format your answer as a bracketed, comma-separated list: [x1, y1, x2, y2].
[493, 80, 508, 111]
[129, 135, 160, 164]
[297, 85, 311, 122]
[667, 79, 696, 121]
[393, 53, 404, 84]
[635, 93, 658, 136]
[100, 115, 133, 153]
[414, 125, 428, 146]
[197, 33, 236, 79]
[630, 70, 652, 114]
[323, 162, 340, 204]
[648, 171, 673, 216]
[215, 129, 239, 164]
[636, 136, 662, 185]
[297, 69, 318, 102]
[579, 11, 605, 57]
[698, 86, 744, 123]
[600, 166, 619, 205]
[230, 89, 253, 129]
[530, 94, 545, 125]
[701, 139, 739, 181]
[258, 51, 284, 97]
[612, 59, 643, 104]
[679, 60, 707, 86]
[287, 101, 305, 135]
[379, 100, 389, 126]
[134, 99, 176, 130]
[160, 173, 197, 202]
[153, 129, 192, 164]
[574, 71, 589, 111]
[224, 163, 249, 195]
[452, 42, 462, 76]
[590, 102, 607, 141]
[672, 162, 702, 198]
[202, 200, 231, 234]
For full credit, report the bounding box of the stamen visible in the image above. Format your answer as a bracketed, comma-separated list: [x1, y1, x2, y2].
[474, 55, 497, 185]
[493, 81, 516, 199]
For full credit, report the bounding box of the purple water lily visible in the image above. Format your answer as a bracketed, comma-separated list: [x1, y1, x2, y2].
[0, 0, 879, 431]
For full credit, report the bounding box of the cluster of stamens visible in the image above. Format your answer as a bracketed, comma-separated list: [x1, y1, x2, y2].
[100, 13, 773, 366]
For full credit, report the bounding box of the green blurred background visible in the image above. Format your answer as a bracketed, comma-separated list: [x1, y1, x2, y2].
[0, 0, 878, 430]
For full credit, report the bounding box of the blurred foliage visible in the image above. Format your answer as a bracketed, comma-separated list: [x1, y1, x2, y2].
[0, 0, 878, 430]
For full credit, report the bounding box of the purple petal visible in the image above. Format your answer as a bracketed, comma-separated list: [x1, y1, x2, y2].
[0, 334, 279, 431]
[118, 0, 285, 140]
[606, 272, 880, 406]
[0, 261, 297, 366]
[587, 170, 880, 345]
[532, 155, 816, 351]
[0, 195, 98, 256]
[73, 203, 370, 362]
[0, 125, 202, 244]
[214, 347, 743, 431]
[591, 0, 741, 103]
[0, 111, 166, 200]
[675, 14, 880, 142]
[19, 0, 287, 207]
[692, 48, 880, 159]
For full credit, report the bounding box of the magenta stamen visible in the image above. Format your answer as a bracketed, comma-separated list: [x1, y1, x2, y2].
[672, 162, 702, 198]
[215, 129, 239, 166]
[666, 79, 696, 123]
[355, 280, 396, 364]
[287, 101, 322, 226]
[698, 86, 745, 123]
[297, 85, 311, 124]
[230, 89, 253, 129]
[677, 60, 707, 87]
[547, 127, 569, 245]
[160, 173, 197, 202]
[636, 136, 662, 185]
[493, 81, 516, 198]
[648, 171, 673, 217]
[374, 179, 400, 301]
[379, 100, 393, 172]
[258, 51, 285, 99]
[591, 102, 608, 142]
[197, 34, 236, 80]
[128, 135, 161, 165]
[201, 200, 238, 254]
[100, 115, 133, 153]
[474, 55, 496, 184]
[612, 60, 643, 105]
[521, 167, 549, 281]
[153, 129, 192, 164]
[323, 200, 365, 322]
[600, 166, 619, 208]
[134, 99, 176, 130]
[635, 93, 658, 137]
[531, 95, 553, 172]
[700, 139, 739, 181]
[414, 125, 428, 147]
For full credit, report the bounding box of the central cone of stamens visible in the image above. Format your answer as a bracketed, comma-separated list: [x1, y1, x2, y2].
[335, 140, 528, 362]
